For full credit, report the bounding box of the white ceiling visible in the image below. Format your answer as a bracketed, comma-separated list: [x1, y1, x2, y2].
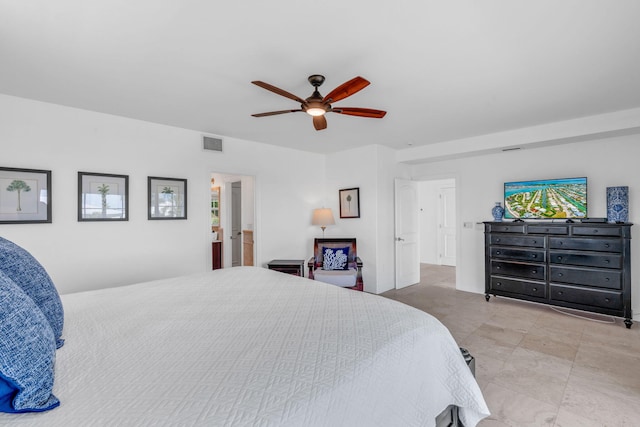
[1, 1, 639, 154]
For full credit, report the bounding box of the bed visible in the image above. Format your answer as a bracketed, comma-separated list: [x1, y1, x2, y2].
[1, 251, 489, 426]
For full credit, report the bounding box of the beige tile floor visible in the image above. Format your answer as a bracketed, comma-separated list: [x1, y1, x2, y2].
[381, 264, 640, 427]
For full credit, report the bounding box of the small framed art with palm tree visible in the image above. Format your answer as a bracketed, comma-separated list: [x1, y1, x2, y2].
[148, 176, 187, 220]
[0, 166, 51, 224]
[78, 172, 129, 221]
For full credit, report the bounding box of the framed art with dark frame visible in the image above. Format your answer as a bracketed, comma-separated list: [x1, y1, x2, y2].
[0, 167, 52, 224]
[78, 172, 129, 222]
[339, 187, 360, 218]
[148, 176, 187, 220]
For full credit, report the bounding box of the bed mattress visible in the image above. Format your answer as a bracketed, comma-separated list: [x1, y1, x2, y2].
[1, 266, 488, 426]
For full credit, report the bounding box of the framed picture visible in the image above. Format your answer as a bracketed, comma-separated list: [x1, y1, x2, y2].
[339, 187, 360, 218]
[78, 172, 128, 221]
[0, 167, 51, 224]
[148, 176, 187, 220]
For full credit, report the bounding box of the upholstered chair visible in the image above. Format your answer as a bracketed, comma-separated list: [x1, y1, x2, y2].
[308, 238, 363, 291]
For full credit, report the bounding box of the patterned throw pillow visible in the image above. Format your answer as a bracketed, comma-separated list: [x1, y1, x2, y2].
[0, 270, 60, 413]
[322, 247, 350, 270]
[0, 237, 64, 349]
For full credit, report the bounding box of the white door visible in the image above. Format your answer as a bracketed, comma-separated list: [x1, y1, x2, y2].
[395, 179, 420, 289]
[438, 186, 457, 266]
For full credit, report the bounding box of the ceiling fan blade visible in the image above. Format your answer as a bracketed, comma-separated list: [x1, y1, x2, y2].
[322, 76, 370, 103]
[251, 81, 306, 104]
[252, 109, 302, 117]
[333, 107, 387, 118]
[313, 115, 327, 131]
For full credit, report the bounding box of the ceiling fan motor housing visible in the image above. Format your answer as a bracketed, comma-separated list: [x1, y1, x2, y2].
[307, 74, 325, 87]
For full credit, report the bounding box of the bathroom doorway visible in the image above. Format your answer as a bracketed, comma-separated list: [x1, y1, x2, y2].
[210, 173, 255, 269]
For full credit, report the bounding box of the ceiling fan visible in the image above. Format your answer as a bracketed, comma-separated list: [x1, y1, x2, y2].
[251, 75, 386, 131]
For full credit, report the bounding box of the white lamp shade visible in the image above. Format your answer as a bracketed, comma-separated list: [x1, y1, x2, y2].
[312, 208, 335, 226]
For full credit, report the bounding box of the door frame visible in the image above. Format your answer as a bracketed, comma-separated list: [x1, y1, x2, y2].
[409, 174, 459, 287]
[210, 172, 256, 269]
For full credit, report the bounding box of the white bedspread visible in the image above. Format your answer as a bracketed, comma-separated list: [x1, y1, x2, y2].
[2, 267, 488, 426]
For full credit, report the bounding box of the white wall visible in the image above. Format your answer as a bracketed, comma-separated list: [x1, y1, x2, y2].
[375, 145, 409, 294]
[0, 94, 325, 294]
[410, 137, 640, 313]
[324, 144, 410, 294]
[323, 146, 378, 292]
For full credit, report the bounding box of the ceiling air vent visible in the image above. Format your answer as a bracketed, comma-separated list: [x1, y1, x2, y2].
[203, 136, 223, 152]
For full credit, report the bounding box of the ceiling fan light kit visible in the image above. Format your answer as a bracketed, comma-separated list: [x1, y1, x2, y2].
[306, 107, 326, 117]
[251, 75, 386, 131]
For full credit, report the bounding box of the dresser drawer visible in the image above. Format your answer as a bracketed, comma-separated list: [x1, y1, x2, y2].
[491, 247, 545, 262]
[491, 261, 545, 280]
[487, 224, 525, 234]
[490, 277, 546, 298]
[572, 226, 621, 237]
[490, 235, 545, 248]
[528, 225, 568, 235]
[549, 237, 622, 253]
[550, 284, 623, 310]
[550, 266, 621, 290]
[549, 251, 622, 269]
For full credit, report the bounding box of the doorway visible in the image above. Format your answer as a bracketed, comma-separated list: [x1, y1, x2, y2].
[418, 178, 457, 286]
[231, 181, 241, 266]
[210, 173, 255, 269]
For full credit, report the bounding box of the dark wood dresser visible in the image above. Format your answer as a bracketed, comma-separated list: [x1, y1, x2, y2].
[484, 221, 632, 328]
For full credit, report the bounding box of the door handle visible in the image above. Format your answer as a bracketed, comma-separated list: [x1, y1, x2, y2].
[395, 237, 405, 241]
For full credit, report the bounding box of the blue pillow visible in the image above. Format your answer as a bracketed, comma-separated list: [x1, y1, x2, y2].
[0, 271, 60, 413]
[322, 246, 350, 270]
[0, 237, 64, 349]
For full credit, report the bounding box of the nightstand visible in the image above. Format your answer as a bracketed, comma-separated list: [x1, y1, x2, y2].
[267, 259, 305, 277]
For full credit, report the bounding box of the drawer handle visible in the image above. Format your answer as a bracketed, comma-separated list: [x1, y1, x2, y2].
[604, 260, 610, 264]
[496, 238, 501, 242]
[605, 277, 610, 282]
[605, 298, 610, 302]
[605, 243, 610, 248]
[532, 270, 537, 274]
[496, 282, 502, 286]
[531, 254, 537, 258]
[594, 229, 599, 233]
[496, 266, 501, 270]
[496, 251, 501, 255]
[558, 273, 564, 277]
[533, 240, 537, 244]
[558, 291, 564, 295]
[559, 241, 563, 245]
[545, 229, 550, 232]
[557, 256, 563, 261]
[532, 287, 537, 292]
